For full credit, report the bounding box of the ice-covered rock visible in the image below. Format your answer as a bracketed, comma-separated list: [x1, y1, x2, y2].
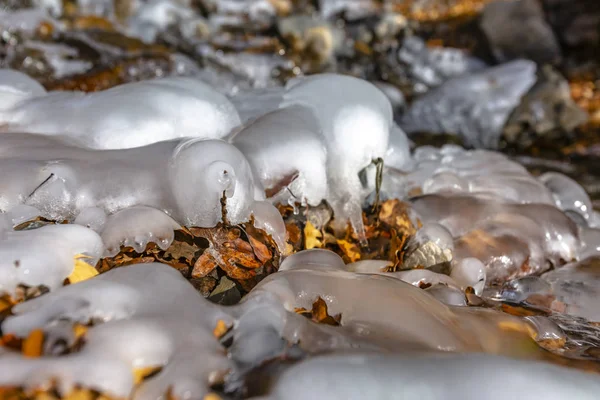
[1, 263, 234, 399]
[0, 224, 103, 296]
[401, 60, 537, 148]
[0, 134, 262, 227]
[0, 71, 241, 149]
[281, 73, 393, 241]
[411, 194, 580, 283]
[101, 206, 181, 257]
[232, 105, 328, 207]
[262, 353, 600, 400]
[398, 36, 486, 88]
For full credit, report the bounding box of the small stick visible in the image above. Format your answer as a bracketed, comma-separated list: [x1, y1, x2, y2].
[220, 190, 230, 226]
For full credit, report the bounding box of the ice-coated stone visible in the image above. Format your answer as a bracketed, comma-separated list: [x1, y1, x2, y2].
[101, 206, 181, 257]
[281, 73, 392, 241]
[232, 105, 328, 207]
[0, 224, 103, 296]
[0, 134, 263, 228]
[401, 60, 537, 148]
[262, 353, 600, 400]
[0, 72, 241, 149]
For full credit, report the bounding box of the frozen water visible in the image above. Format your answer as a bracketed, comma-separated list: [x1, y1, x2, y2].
[401, 60, 537, 148]
[0, 134, 263, 227]
[0, 72, 241, 149]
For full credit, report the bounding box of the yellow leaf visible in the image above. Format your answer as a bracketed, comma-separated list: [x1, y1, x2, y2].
[73, 323, 88, 340]
[213, 319, 230, 339]
[23, 329, 44, 358]
[63, 388, 93, 400]
[304, 221, 322, 249]
[203, 394, 222, 400]
[133, 366, 161, 384]
[68, 254, 98, 284]
[336, 239, 361, 263]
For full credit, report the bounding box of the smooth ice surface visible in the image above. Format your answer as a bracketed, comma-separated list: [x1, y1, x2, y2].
[1, 263, 233, 399]
[383, 145, 554, 205]
[451, 258, 486, 295]
[73, 207, 107, 233]
[411, 194, 579, 283]
[401, 60, 537, 148]
[0, 134, 262, 227]
[539, 172, 593, 224]
[0, 224, 103, 295]
[250, 252, 531, 354]
[101, 206, 181, 257]
[261, 352, 600, 400]
[0, 73, 241, 149]
[281, 73, 393, 239]
[250, 201, 287, 253]
[232, 106, 328, 207]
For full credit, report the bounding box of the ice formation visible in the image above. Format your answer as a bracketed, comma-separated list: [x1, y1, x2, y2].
[0, 71, 241, 149]
[1, 263, 234, 399]
[0, 224, 103, 296]
[232, 105, 328, 207]
[398, 36, 486, 88]
[262, 353, 600, 400]
[401, 60, 537, 148]
[101, 206, 181, 257]
[0, 134, 262, 227]
[411, 194, 579, 283]
[250, 250, 533, 354]
[281, 73, 393, 240]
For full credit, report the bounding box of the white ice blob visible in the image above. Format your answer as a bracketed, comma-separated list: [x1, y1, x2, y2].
[1, 263, 233, 400]
[279, 249, 346, 272]
[0, 73, 241, 149]
[0, 224, 103, 296]
[232, 105, 328, 207]
[450, 257, 486, 295]
[74, 207, 107, 233]
[250, 201, 287, 253]
[263, 353, 600, 400]
[6, 204, 42, 227]
[0, 134, 263, 228]
[101, 206, 181, 257]
[281, 73, 393, 241]
[0, 69, 47, 111]
[539, 172, 593, 224]
[170, 138, 261, 227]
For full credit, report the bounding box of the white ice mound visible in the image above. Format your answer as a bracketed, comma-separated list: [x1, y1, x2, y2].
[383, 144, 554, 205]
[0, 72, 241, 149]
[0, 224, 103, 296]
[250, 250, 529, 353]
[411, 193, 580, 283]
[539, 172, 594, 225]
[233, 105, 328, 207]
[0, 69, 47, 111]
[401, 60, 537, 148]
[263, 353, 600, 400]
[0, 263, 234, 400]
[281, 73, 393, 240]
[101, 206, 182, 257]
[0, 134, 262, 227]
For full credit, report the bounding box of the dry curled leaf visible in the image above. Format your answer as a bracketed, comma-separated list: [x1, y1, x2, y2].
[295, 297, 341, 326]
